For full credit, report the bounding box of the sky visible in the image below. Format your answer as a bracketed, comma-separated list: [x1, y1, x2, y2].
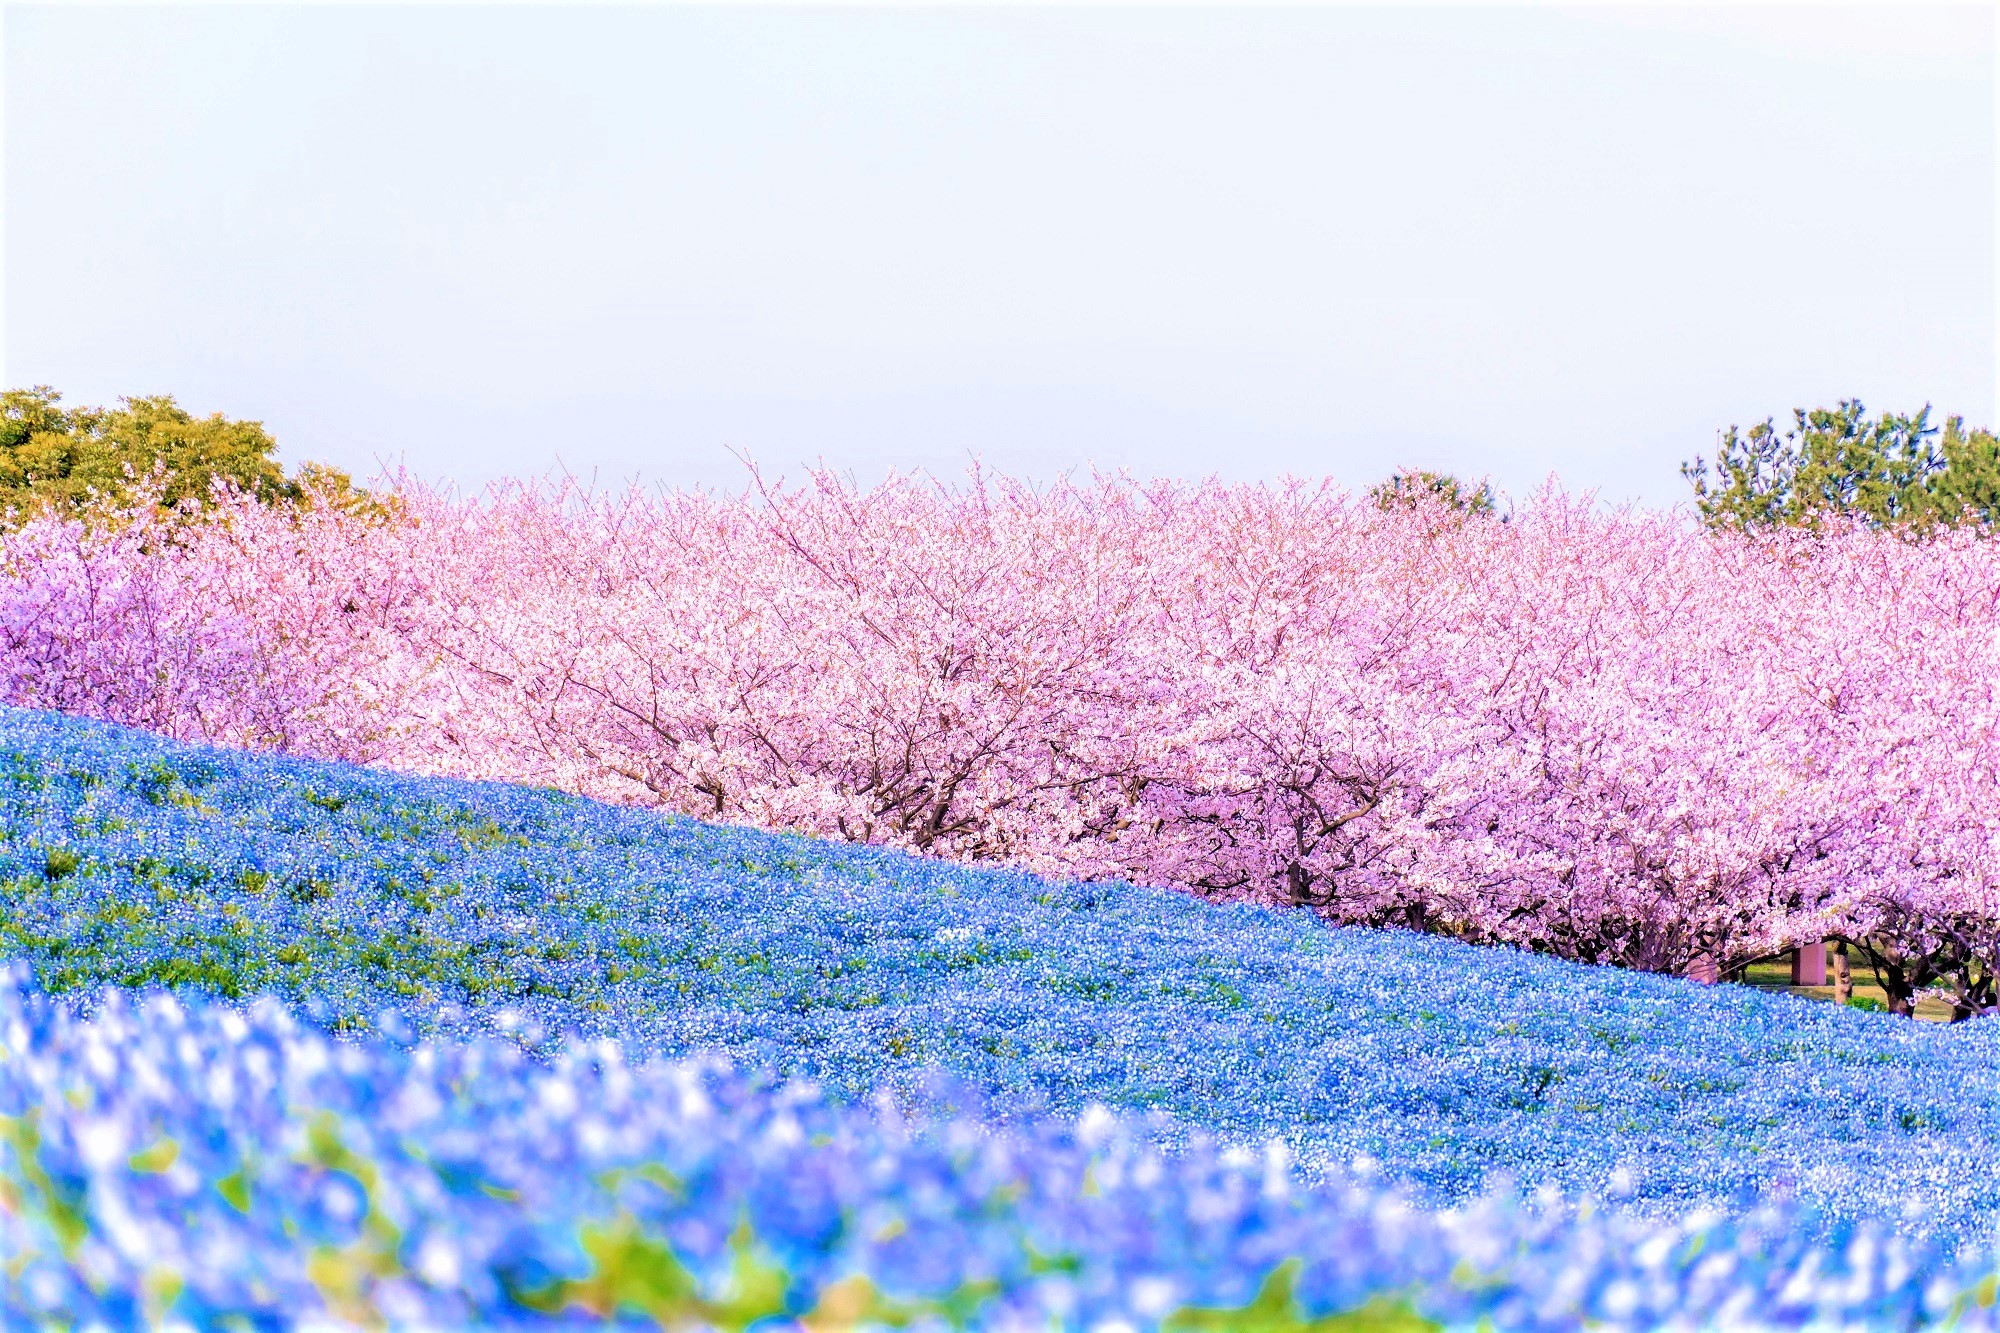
[4, 3, 1994, 509]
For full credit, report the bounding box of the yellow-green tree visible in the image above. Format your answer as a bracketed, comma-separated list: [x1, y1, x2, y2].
[1, 386, 368, 522]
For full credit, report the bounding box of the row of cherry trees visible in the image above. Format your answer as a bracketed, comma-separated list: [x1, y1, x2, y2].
[4, 472, 1995, 1016]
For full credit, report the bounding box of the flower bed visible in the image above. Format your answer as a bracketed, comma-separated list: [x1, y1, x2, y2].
[7, 704, 2000, 1290]
[8, 976, 1996, 1330]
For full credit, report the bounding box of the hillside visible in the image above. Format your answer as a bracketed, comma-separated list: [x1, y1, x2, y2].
[5, 705, 1996, 1255]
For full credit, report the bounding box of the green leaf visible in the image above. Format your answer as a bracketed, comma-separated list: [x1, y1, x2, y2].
[216, 1165, 252, 1214]
[128, 1137, 179, 1174]
[511, 1210, 791, 1331]
[1164, 1259, 1440, 1333]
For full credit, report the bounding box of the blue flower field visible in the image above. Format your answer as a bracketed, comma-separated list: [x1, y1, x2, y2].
[4, 705, 1999, 1328]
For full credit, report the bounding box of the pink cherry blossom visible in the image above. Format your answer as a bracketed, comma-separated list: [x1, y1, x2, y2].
[6, 468, 1996, 1015]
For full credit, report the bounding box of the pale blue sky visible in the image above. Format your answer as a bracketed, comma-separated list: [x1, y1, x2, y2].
[5, 4, 1994, 506]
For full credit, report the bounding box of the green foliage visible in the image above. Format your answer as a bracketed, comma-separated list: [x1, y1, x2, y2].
[1163, 1259, 1438, 1332]
[800, 1271, 1003, 1330]
[1368, 470, 1497, 518]
[1683, 400, 2000, 534]
[0, 385, 371, 524]
[0, 1109, 92, 1257]
[298, 1112, 407, 1323]
[510, 1214, 791, 1330]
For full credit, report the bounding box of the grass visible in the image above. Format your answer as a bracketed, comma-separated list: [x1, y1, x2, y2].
[1738, 947, 1957, 1022]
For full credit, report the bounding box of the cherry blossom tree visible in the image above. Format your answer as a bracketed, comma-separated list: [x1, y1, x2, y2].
[7, 466, 1998, 1013]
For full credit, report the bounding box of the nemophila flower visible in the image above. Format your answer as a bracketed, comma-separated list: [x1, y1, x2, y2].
[4, 977, 1999, 1330]
[6, 703, 2000, 1307]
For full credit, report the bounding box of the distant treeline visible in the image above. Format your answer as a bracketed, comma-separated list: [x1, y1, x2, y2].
[6, 384, 1997, 532]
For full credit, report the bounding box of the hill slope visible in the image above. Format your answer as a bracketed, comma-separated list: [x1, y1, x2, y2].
[3, 705, 1997, 1252]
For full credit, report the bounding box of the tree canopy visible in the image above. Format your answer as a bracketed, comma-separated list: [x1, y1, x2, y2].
[1684, 400, 2000, 534]
[0, 386, 361, 522]
[1368, 468, 1498, 518]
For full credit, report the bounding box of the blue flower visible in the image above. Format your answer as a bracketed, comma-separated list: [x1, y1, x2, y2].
[5, 704, 2000, 1327]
